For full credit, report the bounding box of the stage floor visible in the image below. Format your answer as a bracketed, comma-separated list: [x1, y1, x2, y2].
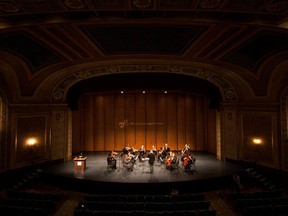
[42, 151, 245, 186]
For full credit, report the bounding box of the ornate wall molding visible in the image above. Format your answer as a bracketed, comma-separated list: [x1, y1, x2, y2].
[50, 64, 238, 103]
[281, 87, 288, 143]
[0, 87, 8, 171]
[280, 87, 288, 170]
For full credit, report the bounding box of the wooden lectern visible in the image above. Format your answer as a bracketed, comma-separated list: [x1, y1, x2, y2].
[74, 157, 87, 172]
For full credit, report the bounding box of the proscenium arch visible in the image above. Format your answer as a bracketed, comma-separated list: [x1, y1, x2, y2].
[50, 64, 238, 105]
[66, 72, 222, 111]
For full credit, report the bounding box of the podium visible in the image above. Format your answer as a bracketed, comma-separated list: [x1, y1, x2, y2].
[74, 157, 87, 172]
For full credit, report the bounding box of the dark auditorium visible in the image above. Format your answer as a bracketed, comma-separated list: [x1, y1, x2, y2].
[1, 1, 288, 215]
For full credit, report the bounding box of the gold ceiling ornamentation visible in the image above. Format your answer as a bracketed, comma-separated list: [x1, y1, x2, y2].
[265, 1, 288, 12]
[199, 0, 221, 9]
[132, 0, 153, 9]
[0, 3, 20, 13]
[50, 64, 238, 102]
[63, 0, 86, 9]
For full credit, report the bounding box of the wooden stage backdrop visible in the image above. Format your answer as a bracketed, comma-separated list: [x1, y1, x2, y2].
[72, 92, 216, 154]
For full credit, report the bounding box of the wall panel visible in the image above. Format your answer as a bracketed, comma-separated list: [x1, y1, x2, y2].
[135, 94, 146, 149]
[73, 92, 216, 153]
[196, 97, 205, 150]
[156, 94, 167, 149]
[125, 94, 136, 149]
[146, 94, 157, 150]
[114, 94, 125, 151]
[104, 94, 115, 151]
[93, 95, 105, 151]
[83, 96, 94, 151]
[186, 97, 196, 149]
[167, 94, 178, 150]
[177, 95, 186, 150]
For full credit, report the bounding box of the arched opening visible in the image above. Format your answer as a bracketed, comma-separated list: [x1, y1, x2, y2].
[67, 73, 222, 155]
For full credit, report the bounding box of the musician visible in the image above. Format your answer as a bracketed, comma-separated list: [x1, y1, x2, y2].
[107, 151, 117, 169]
[129, 146, 137, 155]
[158, 147, 165, 162]
[128, 151, 138, 164]
[151, 145, 157, 156]
[147, 150, 156, 174]
[181, 144, 190, 155]
[139, 145, 146, 161]
[182, 153, 195, 170]
[122, 144, 131, 155]
[165, 152, 173, 169]
[123, 153, 134, 171]
[181, 144, 191, 162]
[163, 143, 170, 156]
[167, 152, 179, 171]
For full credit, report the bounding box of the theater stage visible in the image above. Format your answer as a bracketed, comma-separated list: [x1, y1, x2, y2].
[42, 151, 246, 194]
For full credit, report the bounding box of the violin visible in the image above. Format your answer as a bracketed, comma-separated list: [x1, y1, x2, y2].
[165, 155, 173, 168]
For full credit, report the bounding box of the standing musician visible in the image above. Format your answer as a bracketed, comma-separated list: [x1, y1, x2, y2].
[151, 145, 157, 156]
[139, 145, 146, 161]
[164, 143, 171, 156]
[107, 151, 118, 169]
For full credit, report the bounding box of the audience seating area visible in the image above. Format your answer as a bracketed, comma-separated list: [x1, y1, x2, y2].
[0, 189, 63, 216]
[74, 193, 216, 216]
[226, 167, 288, 216]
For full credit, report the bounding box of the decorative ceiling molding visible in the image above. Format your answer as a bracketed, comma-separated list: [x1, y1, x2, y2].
[50, 64, 238, 103]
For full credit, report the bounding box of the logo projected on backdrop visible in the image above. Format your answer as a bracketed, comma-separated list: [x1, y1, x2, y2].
[119, 119, 164, 128]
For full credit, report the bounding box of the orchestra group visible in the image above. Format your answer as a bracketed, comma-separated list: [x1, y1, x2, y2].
[107, 143, 196, 172]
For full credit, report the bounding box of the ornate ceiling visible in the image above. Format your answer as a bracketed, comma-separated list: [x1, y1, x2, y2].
[0, 0, 288, 104]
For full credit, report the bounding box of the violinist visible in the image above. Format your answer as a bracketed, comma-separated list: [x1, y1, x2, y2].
[122, 144, 131, 155]
[107, 151, 117, 169]
[158, 147, 165, 162]
[151, 145, 157, 156]
[139, 145, 146, 161]
[164, 143, 170, 156]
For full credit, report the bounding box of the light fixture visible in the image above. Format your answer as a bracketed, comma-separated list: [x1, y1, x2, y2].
[26, 137, 37, 147]
[252, 138, 263, 145]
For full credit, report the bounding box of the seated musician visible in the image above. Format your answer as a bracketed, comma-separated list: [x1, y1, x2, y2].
[123, 153, 134, 171]
[107, 151, 117, 169]
[158, 147, 164, 162]
[169, 152, 179, 170]
[182, 153, 195, 170]
[181, 144, 191, 162]
[122, 144, 131, 155]
[129, 147, 138, 156]
[181, 144, 190, 155]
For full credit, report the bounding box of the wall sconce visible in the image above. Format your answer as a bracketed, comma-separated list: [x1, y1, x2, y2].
[252, 138, 263, 145]
[25, 137, 38, 147]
